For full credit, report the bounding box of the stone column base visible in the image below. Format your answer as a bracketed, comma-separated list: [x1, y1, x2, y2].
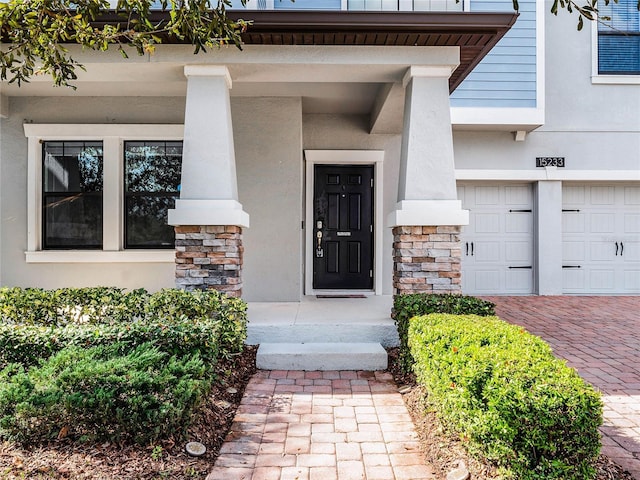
[392, 225, 462, 295]
[174, 225, 243, 297]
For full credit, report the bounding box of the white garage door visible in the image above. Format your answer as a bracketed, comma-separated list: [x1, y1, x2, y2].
[563, 184, 640, 294]
[458, 184, 534, 295]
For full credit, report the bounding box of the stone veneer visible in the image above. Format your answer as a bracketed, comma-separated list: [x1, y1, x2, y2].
[174, 225, 243, 297]
[392, 225, 462, 295]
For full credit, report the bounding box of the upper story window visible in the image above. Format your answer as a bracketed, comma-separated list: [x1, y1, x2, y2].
[598, 0, 640, 75]
[124, 141, 183, 249]
[42, 141, 103, 249]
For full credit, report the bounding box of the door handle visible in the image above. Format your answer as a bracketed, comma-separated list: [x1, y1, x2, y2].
[471, 242, 474, 256]
[465, 242, 469, 256]
[621, 242, 624, 256]
[615, 242, 619, 256]
[315, 230, 324, 258]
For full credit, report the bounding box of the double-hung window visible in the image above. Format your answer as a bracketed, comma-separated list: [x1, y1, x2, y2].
[25, 125, 184, 263]
[598, 0, 640, 75]
[124, 141, 183, 249]
[42, 141, 104, 249]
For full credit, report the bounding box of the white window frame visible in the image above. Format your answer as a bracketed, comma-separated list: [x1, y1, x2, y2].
[591, 13, 640, 84]
[24, 124, 184, 263]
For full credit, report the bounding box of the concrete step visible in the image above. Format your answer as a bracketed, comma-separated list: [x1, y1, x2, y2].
[256, 342, 388, 371]
[247, 323, 399, 347]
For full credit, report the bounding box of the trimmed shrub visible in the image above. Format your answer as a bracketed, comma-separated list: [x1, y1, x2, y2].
[0, 287, 247, 368]
[408, 313, 603, 479]
[0, 343, 210, 444]
[0, 287, 147, 326]
[144, 288, 247, 357]
[0, 316, 221, 368]
[392, 293, 495, 372]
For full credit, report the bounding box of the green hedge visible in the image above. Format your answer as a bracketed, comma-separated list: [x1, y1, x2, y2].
[0, 343, 210, 444]
[408, 313, 603, 479]
[0, 287, 247, 368]
[392, 293, 495, 372]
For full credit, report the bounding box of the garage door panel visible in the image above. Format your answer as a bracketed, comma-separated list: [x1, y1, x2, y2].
[460, 183, 533, 295]
[505, 241, 532, 263]
[590, 241, 615, 261]
[563, 268, 585, 291]
[506, 269, 533, 292]
[505, 213, 532, 233]
[475, 213, 500, 233]
[475, 186, 500, 205]
[563, 213, 585, 233]
[475, 241, 500, 262]
[590, 213, 615, 233]
[505, 185, 532, 205]
[589, 269, 616, 290]
[624, 214, 640, 233]
[624, 270, 640, 290]
[473, 270, 501, 292]
[563, 183, 640, 294]
[563, 185, 585, 205]
[624, 186, 640, 205]
[590, 186, 615, 205]
[622, 240, 640, 261]
[563, 241, 585, 261]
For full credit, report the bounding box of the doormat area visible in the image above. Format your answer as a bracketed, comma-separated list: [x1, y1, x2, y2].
[316, 294, 367, 299]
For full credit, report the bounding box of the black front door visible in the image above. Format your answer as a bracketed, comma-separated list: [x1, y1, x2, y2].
[313, 165, 374, 290]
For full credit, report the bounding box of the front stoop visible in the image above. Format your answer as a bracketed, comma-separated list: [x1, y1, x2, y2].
[256, 342, 388, 371]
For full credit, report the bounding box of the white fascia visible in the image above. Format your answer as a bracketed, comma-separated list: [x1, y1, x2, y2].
[455, 167, 640, 181]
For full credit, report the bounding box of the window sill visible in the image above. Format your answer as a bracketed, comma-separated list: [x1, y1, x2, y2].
[591, 75, 640, 85]
[25, 250, 175, 264]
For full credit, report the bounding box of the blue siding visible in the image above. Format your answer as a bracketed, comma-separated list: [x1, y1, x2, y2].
[450, 0, 537, 108]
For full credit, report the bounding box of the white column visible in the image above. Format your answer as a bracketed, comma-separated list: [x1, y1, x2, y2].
[387, 66, 468, 227]
[535, 181, 563, 295]
[168, 65, 249, 227]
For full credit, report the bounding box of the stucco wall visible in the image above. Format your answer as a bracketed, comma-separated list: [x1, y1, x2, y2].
[1, 96, 186, 291]
[302, 114, 401, 295]
[234, 97, 303, 301]
[454, 10, 640, 172]
[0, 96, 307, 299]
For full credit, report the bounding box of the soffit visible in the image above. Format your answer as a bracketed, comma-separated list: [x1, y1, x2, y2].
[229, 10, 517, 91]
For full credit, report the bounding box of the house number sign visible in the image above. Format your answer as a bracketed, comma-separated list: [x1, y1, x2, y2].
[536, 157, 565, 167]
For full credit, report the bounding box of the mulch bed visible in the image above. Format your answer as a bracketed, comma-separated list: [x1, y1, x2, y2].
[0, 345, 635, 479]
[0, 346, 257, 480]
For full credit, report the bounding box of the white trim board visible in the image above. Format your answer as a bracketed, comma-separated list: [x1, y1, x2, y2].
[455, 169, 640, 182]
[304, 150, 385, 296]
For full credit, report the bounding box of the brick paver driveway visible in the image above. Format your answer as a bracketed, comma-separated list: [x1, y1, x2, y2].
[485, 296, 640, 479]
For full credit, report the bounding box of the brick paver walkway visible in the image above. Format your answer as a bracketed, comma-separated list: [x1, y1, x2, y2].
[207, 370, 435, 480]
[486, 296, 640, 479]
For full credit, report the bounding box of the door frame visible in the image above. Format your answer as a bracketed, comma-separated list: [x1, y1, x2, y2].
[304, 150, 384, 296]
